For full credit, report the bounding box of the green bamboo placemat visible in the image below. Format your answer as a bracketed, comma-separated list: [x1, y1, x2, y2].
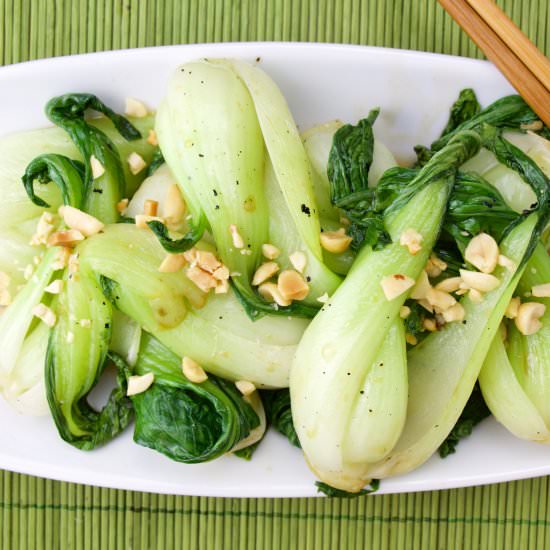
[1, 1, 550, 549]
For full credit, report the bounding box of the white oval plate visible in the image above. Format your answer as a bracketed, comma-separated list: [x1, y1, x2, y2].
[1, 43, 548, 498]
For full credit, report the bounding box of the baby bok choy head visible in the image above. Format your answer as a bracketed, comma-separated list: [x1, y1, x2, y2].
[364, 123, 550, 480]
[155, 59, 345, 319]
[129, 333, 264, 463]
[290, 113, 481, 492]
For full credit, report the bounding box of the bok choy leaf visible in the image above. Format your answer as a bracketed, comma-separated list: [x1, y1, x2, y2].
[45, 94, 142, 223]
[129, 333, 262, 463]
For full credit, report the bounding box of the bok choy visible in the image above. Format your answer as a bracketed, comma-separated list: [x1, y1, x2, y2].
[290, 123, 481, 491]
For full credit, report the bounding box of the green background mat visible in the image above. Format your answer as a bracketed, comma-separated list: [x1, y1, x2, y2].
[1, 0, 550, 548]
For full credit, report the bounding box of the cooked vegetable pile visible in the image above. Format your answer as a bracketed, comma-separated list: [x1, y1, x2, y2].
[1, 59, 550, 495]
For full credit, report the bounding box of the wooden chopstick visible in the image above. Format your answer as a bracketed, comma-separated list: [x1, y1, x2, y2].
[465, 0, 550, 93]
[438, 0, 550, 128]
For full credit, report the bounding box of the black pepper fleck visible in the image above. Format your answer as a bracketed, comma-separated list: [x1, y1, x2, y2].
[301, 204, 311, 216]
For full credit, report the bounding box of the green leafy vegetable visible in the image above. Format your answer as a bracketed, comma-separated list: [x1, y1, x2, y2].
[444, 171, 520, 249]
[316, 479, 380, 498]
[46, 267, 132, 450]
[291, 131, 481, 492]
[130, 333, 261, 463]
[432, 95, 543, 151]
[441, 88, 481, 136]
[365, 125, 550, 480]
[438, 383, 490, 458]
[21, 154, 85, 209]
[146, 219, 206, 253]
[262, 389, 301, 448]
[145, 149, 165, 176]
[45, 93, 141, 223]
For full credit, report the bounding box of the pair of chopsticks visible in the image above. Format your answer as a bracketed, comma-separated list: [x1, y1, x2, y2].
[438, 0, 550, 127]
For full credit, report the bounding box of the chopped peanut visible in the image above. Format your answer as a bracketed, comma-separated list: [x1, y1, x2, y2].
[426, 288, 456, 312]
[258, 282, 291, 307]
[277, 270, 310, 301]
[464, 233, 499, 274]
[411, 270, 431, 300]
[186, 266, 217, 293]
[196, 250, 221, 274]
[289, 251, 307, 273]
[117, 198, 129, 214]
[212, 266, 230, 281]
[425, 255, 447, 278]
[44, 279, 64, 294]
[262, 243, 280, 260]
[532, 283, 550, 298]
[405, 333, 418, 345]
[442, 303, 465, 323]
[235, 380, 256, 396]
[127, 373, 155, 396]
[505, 297, 521, 319]
[59, 205, 104, 237]
[32, 304, 56, 327]
[90, 155, 105, 179]
[182, 357, 208, 383]
[468, 289, 484, 303]
[380, 274, 415, 301]
[400, 228, 423, 255]
[47, 229, 85, 247]
[399, 305, 411, 319]
[52, 247, 72, 270]
[158, 254, 185, 273]
[252, 262, 279, 286]
[143, 199, 159, 217]
[459, 269, 500, 292]
[515, 302, 546, 335]
[215, 279, 230, 294]
[229, 224, 245, 249]
[127, 152, 147, 175]
[146, 129, 158, 146]
[320, 228, 352, 254]
[418, 299, 434, 313]
[423, 318, 437, 332]
[435, 277, 462, 293]
[30, 212, 56, 246]
[124, 97, 148, 118]
[164, 184, 186, 229]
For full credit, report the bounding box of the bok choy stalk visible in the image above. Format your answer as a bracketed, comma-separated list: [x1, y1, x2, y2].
[290, 129, 481, 492]
[155, 60, 340, 318]
[479, 244, 550, 442]
[46, 264, 132, 449]
[364, 126, 550, 480]
[78, 224, 308, 387]
[129, 333, 263, 463]
[0, 247, 63, 414]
